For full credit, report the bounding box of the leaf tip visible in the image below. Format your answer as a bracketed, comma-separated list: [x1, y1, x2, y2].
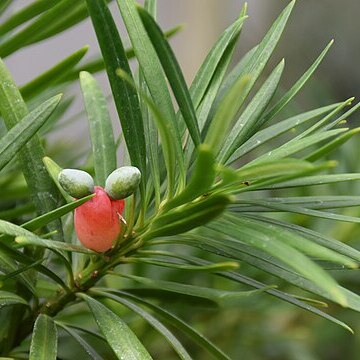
[14, 236, 26, 244]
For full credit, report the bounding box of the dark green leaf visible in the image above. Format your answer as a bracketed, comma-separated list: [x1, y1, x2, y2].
[233, 196, 360, 211]
[249, 128, 347, 166]
[117, 0, 185, 191]
[138, 6, 201, 146]
[0, 242, 69, 292]
[126, 255, 238, 273]
[86, 0, 146, 195]
[116, 69, 178, 198]
[151, 252, 352, 333]
[144, 194, 230, 240]
[0, 258, 44, 282]
[60, 24, 182, 83]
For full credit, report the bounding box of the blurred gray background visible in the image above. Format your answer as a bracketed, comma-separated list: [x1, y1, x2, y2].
[2, 0, 360, 145]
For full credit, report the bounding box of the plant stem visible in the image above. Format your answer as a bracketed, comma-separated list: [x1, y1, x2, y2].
[8, 253, 119, 354]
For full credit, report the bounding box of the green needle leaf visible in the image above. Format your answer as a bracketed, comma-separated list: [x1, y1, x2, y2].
[0, 0, 59, 36]
[0, 241, 69, 291]
[212, 0, 295, 130]
[22, 195, 94, 232]
[163, 144, 216, 211]
[205, 75, 250, 156]
[91, 289, 192, 360]
[86, 0, 146, 195]
[117, 0, 185, 189]
[209, 216, 348, 306]
[138, 6, 201, 146]
[228, 102, 341, 162]
[15, 236, 95, 255]
[116, 69, 179, 199]
[113, 273, 271, 308]
[145, 194, 230, 240]
[56, 322, 102, 360]
[80, 71, 116, 187]
[190, 9, 247, 109]
[269, 173, 360, 189]
[78, 293, 153, 360]
[29, 314, 57, 360]
[0, 0, 11, 16]
[219, 59, 285, 162]
[0, 59, 62, 236]
[20, 46, 89, 100]
[305, 127, 360, 162]
[261, 39, 334, 123]
[0, 246, 37, 295]
[0, 95, 62, 171]
[0, 291, 28, 309]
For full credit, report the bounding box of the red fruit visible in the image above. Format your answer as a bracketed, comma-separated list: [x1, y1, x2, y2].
[74, 186, 125, 252]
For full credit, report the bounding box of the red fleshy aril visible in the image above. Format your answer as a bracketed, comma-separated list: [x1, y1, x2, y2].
[74, 186, 125, 252]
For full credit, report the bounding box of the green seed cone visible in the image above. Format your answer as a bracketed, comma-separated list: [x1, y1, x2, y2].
[105, 166, 141, 200]
[58, 169, 94, 198]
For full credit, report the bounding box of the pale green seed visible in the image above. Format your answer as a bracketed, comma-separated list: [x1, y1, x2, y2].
[105, 166, 141, 200]
[58, 169, 94, 198]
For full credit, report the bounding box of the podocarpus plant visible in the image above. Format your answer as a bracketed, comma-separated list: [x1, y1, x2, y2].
[0, 0, 360, 358]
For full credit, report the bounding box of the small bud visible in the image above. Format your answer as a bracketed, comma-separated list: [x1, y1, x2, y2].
[58, 169, 94, 198]
[105, 166, 141, 200]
